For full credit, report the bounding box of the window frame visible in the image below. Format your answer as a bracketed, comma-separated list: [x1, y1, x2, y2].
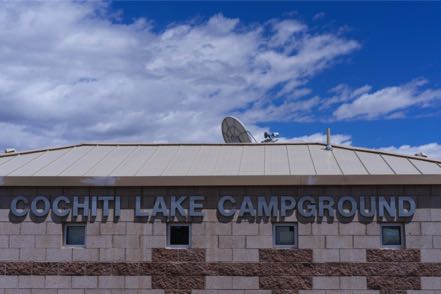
[63, 223, 86, 248]
[273, 223, 298, 248]
[380, 223, 405, 249]
[167, 223, 192, 248]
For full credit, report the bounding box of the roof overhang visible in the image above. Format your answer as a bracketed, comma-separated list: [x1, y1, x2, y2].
[1, 175, 441, 187]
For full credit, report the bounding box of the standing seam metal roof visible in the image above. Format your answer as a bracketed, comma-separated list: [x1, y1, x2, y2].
[0, 143, 440, 186]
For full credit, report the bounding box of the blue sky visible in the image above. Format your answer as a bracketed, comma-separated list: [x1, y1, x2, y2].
[1, 1, 441, 157]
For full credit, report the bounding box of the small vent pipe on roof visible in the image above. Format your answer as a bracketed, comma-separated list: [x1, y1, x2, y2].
[325, 128, 333, 151]
[4, 148, 16, 154]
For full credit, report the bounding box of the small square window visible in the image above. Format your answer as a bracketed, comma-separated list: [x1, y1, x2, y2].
[381, 224, 404, 248]
[167, 224, 191, 247]
[64, 224, 86, 247]
[273, 223, 297, 247]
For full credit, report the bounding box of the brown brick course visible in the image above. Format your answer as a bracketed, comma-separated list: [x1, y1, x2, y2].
[259, 276, 312, 290]
[367, 276, 420, 290]
[1, 248, 441, 291]
[152, 275, 204, 290]
[259, 249, 313, 262]
[367, 249, 421, 262]
[152, 248, 205, 262]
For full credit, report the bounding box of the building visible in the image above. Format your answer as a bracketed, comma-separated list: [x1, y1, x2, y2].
[0, 142, 441, 293]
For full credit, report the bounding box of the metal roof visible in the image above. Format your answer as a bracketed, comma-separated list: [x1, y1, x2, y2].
[0, 143, 440, 186]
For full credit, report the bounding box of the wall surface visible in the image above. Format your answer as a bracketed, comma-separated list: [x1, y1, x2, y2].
[0, 186, 440, 293]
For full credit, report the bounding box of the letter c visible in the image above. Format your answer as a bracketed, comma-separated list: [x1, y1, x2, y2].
[218, 196, 236, 217]
[11, 196, 29, 217]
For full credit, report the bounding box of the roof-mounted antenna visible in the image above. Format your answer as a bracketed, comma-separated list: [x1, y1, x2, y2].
[325, 128, 333, 151]
[221, 116, 257, 143]
[261, 131, 279, 143]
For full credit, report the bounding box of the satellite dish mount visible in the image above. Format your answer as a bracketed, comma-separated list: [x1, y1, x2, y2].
[221, 116, 280, 144]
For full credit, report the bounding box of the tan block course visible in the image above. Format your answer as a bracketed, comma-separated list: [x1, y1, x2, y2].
[141, 236, 166, 249]
[232, 223, 259, 236]
[326, 236, 353, 249]
[100, 223, 126, 235]
[313, 249, 339, 263]
[422, 223, 441, 235]
[112, 235, 140, 249]
[99, 248, 125, 262]
[421, 277, 441, 290]
[0, 223, 20, 235]
[20, 223, 46, 235]
[45, 276, 72, 288]
[206, 276, 232, 289]
[421, 249, 441, 262]
[36, 235, 60, 249]
[20, 248, 46, 261]
[72, 249, 99, 262]
[0, 236, 8, 248]
[312, 223, 338, 236]
[206, 248, 232, 262]
[353, 236, 378, 249]
[72, 276, 97, 288]
[125, 248, 151, 262]
[232, 249, 259, 262]
[313, 277, 339, 289]
[245, 236, 273, 249]
[205, 222, 231, 236]
[339, 249, 366, 262]
[219, 236, 245, 249]
[86, 236, 112, 249]
[407, 236, 433, 249]
[98, 276, 125, 288]
[10, 236, 35, 248]
[340, 276, 367, 289]
[339, 223, 366, 235]
[124, 276, 152, 289]
[46, 249, 72, 262]
[18, 276, 45, 288]
[192, 235, 218, 249]
[0, 249, 19, 261]
[299, 236, 325, 249]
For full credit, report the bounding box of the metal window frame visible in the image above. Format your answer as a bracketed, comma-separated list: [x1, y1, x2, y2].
[272, 223, 298, 248]
[380, 223, 405, 249]
[167, 223, 191, 248]
[63, 223, 86, 248]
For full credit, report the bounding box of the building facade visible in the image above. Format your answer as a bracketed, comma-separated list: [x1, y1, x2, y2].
[0, 143, 440, 293]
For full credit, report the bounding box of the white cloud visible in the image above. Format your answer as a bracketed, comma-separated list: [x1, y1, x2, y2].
[381, 143, 441, 159]
[0, 1, 360, 151]
[282, 132, 441, 160]
[281, 132, 352, 146]
[333, 79, 441, 120]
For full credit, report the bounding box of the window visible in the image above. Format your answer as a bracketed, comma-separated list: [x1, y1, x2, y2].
[273, 223, 297, 248]
[167, 224, 191, 247]
[381, 223, 404, 248]
[64, 224, 86, 247]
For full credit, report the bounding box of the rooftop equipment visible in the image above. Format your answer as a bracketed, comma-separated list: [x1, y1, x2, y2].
[325, 128, 333, 151]
[221, 116, 279, 144]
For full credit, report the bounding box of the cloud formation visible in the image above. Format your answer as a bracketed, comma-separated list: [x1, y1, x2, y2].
[381, 143, 441, 160]
[0, 1, 360, 150]
[333, 79, 441, 120]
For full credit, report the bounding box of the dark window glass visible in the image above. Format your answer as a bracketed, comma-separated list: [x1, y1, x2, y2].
[65, 225, 85, 246]
[170, 225, 189, 246]
[275, 225, 295, 246]
[382, 226, 402, 246]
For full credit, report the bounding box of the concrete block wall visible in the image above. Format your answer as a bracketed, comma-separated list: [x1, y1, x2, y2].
[0, 186, 440, 292]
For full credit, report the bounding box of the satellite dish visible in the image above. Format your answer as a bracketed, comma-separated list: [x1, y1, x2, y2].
[221, 116, 253, 143]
